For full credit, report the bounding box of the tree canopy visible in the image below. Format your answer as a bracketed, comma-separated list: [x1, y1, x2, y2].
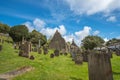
[29, 30, 47, 46]
[106, 38, 120, 46]
[9, 25, 29, 42]
[82, 35, 105, 50]
[0, 23, 10, 34]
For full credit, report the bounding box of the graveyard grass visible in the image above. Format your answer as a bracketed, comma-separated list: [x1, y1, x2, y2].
[0, 42, 120, 80]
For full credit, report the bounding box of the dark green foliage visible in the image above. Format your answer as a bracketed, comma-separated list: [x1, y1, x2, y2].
[82, 35, 104, 50]
[106, 38, 120, 46]
[9, 25, 29, 42]
[29, 30, 47, 46]
[0, 23, 10, 34]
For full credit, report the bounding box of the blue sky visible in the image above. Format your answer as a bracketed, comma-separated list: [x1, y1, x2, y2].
[0, 0, 120, 45]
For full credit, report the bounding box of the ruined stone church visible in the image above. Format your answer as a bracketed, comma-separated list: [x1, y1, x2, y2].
[49, 30, 66, 51]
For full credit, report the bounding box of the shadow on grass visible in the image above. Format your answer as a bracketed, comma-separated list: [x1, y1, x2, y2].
[70, 77, 82, 80]
[113, 71, 120, 75]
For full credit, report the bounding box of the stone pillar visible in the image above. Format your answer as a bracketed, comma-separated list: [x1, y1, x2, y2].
[88, 53, 113, 80]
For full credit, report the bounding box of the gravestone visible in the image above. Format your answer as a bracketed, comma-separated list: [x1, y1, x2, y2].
[70, 39, 79, 61]
[43, 47, 48, 55]
[88, 52, 113, 80]
[29, 55, 35, 60]
[82, 50, 89, 62]
[64, 52, 67, 56]
[49, 30, 66, 51]
[50, 53, 54, 58]
[38, 48, 42, 54]
[60, 53, 63, 55]
[54, 49, 59, 56]
[19, 41, 30, 58]
[74, 49, 83, 64]
[0, 45, 2, 51]
[33, 47, 37, 52]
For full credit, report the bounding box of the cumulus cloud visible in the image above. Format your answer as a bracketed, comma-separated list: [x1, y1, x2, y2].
[33, 18, 46, 30]
[106, 16, 117, 22]
[63, 26, 92, 46]
[41, 25, 66, 38]
[65, 0, 120, 15]
[75, 26, 91, 40]
[23, 18, 66, 38]
[104, 38, 109, 42]
[93, 30, 100, 35]
[23, 18, 45, 32]
[63, 34, 74, 43]
[23, 21, 34, 32]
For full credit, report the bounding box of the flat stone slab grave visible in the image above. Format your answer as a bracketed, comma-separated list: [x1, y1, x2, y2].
[0, 66, 33, 80]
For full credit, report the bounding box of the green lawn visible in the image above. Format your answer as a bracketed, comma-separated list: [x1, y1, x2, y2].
[0, 42, 120, 80]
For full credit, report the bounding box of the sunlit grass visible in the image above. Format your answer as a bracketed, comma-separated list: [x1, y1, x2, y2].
[0, 42, 120, 80]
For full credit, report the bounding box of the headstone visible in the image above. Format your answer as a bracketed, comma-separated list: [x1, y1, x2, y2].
[19, 41, 30, 58]
[82, 50, 89, 62]
[50, 53, 54, 58]
[88, 52, 113, 80]
[29, 55, 35, 60]
[54, 49, 59, 56]
[33, 47, 37, 52]
[0, 45, 2, 51]
[74, 49, 83, 64]
[43, 47, 48, 55]
[38, 48, 42, 54]
[64, 52, 68, 56]
[60, 53, 63, 55]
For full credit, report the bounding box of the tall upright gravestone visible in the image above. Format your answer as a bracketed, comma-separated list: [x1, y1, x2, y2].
[19, 41, 30, 58]
[88, 52, 113, 80]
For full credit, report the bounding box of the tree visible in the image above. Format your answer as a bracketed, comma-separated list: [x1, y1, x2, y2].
[82, 35, 105, 50]
[9, 25, 29, 42]
[106, 38, 120, 46]
[29, 30, 47, 46]
[0, 23, 10, 34]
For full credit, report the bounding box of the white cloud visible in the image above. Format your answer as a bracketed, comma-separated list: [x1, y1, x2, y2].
[75, 26, 91, 40]
[41, 25, 66, 38]
[23, 18, 66, 38]
[23, 18, 46, 32]
[65, 0, 120, 15]
[106, 16, 117, 22]
[63, 34, 74, 43]
[23, 21, 34, 32]
[93, 30, 100, 35]
[104, 38, 109, 42]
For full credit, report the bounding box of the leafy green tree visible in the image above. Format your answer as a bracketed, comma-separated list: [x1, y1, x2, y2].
[30, 30, 47, 46]
[0, 23, 10, 34]
[106, 38, 120, 46]
[82, 35, 105, 50]
[9, 25, 29, 42]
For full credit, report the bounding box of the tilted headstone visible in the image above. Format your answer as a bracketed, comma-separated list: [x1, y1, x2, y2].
[88, 52, 113, 80]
